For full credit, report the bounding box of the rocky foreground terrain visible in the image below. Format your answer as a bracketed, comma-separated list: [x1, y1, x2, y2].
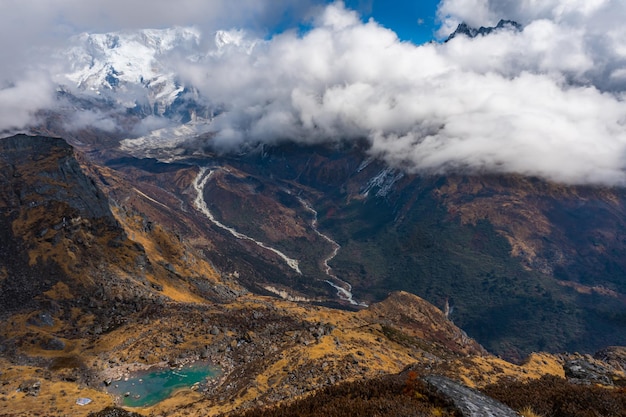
[1, 134, 626, 417]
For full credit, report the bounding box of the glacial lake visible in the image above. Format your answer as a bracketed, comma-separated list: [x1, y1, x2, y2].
[106, 363, 220, 407]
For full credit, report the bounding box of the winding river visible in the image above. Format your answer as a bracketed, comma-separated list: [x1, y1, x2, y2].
[192, 167, 365, 305]
[297, 197, 368, 307]
[193, 167, 302, 274]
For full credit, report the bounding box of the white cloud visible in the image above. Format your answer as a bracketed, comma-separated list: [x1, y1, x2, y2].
[4, 1, 626, 186]
[64, 110, 118, 132]
[0, 73, 55, 132]
[170, 2, 626, 185]
[368, 73, 626, 184]
[0, 0, 325, 132]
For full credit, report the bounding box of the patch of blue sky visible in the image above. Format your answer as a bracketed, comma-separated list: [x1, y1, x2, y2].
[343, 0, 441, 44]
[265, 0, 442, 45]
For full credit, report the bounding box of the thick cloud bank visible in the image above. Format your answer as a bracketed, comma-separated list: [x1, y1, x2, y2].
[3, 0, 626, 185]
[182, 2, 626, 185]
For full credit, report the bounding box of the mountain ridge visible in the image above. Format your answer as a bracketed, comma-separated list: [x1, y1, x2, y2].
[1, 133, 626, 417]
[55, 131, 626, 359]
[446, 19, 523, 41]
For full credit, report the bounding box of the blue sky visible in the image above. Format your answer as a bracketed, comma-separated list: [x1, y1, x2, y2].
[343, 0, 440, 44]
[266, 0, 442, 44]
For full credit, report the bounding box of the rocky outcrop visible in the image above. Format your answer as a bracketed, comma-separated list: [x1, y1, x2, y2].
[362, 291, 488, 357]
[0, 134, 126, 312]
[446, 19, 522, 42]
[87, 406, 143, 417]
[425, 375, 519, 417]
[561, 352, 626, 386]
[0, 134, 113, 219]
[594, 346, 626, 373]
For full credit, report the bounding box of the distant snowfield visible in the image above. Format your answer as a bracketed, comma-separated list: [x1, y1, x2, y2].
[119, 120, 215, 160]
[62, 27, 202, 110]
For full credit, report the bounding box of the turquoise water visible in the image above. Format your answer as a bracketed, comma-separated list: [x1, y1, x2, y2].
[107, 363, 220, 407]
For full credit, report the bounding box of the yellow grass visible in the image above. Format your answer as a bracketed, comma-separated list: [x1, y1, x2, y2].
[520, 405, 543, 417]
[0, 360, 114, 417]
[44, 282, 74, 300]
[452, 353, 565, 388]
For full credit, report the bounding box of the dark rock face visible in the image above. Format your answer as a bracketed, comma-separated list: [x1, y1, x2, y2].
[425, 376, 519, 417]
[447, 19, 522, 41]
[561, 353, 625, 386]
[594, 346, 626, 373]
[26, 312, 55, 327]
[0, 134, 113, 219]
[18, 379, 41, 397]
[41, 337, 66, 351]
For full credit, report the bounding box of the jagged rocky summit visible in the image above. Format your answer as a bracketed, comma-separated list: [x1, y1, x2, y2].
[446, 19, 522, 41]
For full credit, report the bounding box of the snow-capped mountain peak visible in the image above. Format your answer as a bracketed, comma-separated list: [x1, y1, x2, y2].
[55, 25, 262, 124]
[213, 29, 258, 55]
[60, 27, 203, 116]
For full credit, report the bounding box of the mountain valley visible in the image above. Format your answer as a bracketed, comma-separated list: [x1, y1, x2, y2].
[2, 12, 626, 416]
[1, 132, 626, 416]
[88, 136, 626, 359]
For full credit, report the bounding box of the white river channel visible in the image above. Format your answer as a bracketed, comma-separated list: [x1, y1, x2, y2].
[193, 167, 301, 274]
[193, 167, 366, 305]
[297, 197, 368, 307]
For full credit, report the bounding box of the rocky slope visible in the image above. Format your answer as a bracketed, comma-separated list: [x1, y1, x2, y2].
[89, 139, 626, 360]
[2, 134, 625, 417]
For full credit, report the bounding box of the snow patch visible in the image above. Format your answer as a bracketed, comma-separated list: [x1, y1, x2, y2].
[362, 168, 405, 198]
[120, 120, 214, 160]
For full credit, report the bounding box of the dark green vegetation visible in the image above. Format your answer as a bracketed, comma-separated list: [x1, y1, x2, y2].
[323, 184, 580, 359]
[482, 375, 626, 417]
[227, 372, 460, 417]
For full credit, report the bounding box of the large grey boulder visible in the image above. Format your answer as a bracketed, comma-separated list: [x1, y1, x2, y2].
[425, 375, 519, 417]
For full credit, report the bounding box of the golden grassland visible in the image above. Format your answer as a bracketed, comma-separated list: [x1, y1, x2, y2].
[1, 270, 617, 417]
[1, 293, 581, 417]
[0, 358, 114, 416]
[450, 353, 565, 388]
